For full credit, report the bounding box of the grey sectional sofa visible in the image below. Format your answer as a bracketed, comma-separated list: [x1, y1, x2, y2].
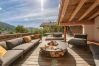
[68, 34, 87, 46]
[0, 37, 40, 66]
[45, 32, 64, 40]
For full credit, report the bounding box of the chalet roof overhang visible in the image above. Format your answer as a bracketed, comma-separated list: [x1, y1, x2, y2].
[58, 0, 99, 26]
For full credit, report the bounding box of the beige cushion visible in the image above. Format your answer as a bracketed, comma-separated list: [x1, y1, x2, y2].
[0, 46, 7, 57]
[34, 34, 41, 39]
[23, 36, 32, 43]
[1, 50, 23, 66]
[30, 35, 35, 39]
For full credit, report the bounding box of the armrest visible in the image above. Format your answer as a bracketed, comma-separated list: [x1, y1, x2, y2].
[87, 41, 99, 46]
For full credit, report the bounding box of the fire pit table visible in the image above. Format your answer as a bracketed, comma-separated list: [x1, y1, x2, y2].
[40, 40, 67, 57]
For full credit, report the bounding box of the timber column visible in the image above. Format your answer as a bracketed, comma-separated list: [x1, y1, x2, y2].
[64, 26, 66, 42]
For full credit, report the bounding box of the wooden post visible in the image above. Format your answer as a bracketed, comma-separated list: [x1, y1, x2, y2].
[64, 26, 66, 42]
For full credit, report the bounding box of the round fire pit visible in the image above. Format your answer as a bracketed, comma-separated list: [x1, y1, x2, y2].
[40, 41, 67, 57]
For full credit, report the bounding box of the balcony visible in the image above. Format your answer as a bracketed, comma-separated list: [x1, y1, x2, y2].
[0, 0, 99, 66]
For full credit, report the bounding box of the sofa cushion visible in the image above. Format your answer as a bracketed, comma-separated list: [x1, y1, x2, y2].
[0, 50, 23, 66]
[93, 55, 99, 66]
[46, 37, 64, 40]
[0, 46, 7, 57]
[31, 39, 40, 45]
[12, 43, 33, 52]
[53, 33, 62, 37]
[89, 44, 99, 55]
[68, 38, 86, 45]
[0, 41, 8, 50]
[23, 36, 32, 43]
[53, 34, 62, 37]
[74, 34, 87, 39]
[89, 45, 99, 66]
[6, 38, 24, 50]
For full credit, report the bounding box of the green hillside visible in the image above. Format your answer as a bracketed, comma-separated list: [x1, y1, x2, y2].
[0, 22, 15, 32]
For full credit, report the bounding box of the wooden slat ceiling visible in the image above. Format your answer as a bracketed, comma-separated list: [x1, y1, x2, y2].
[58, 0, 99, 26]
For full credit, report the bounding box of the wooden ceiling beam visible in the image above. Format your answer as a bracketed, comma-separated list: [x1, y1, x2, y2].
[59, 0, 69, 22]
[88, 11, 99, 20]
[60, 21, 94, 26]
[79, 0, 99, 21]
[69, 0, 87, 21]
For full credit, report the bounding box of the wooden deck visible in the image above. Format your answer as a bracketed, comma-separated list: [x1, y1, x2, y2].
[12, 38, 95, 66]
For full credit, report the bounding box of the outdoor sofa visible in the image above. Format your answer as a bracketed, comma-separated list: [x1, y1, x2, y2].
[68, 34, 87, 46]
[68, 34, 99, 66]
[45, 32, 64, 40]
[89, 44, 99, 66]
[0, 35, 40, 66]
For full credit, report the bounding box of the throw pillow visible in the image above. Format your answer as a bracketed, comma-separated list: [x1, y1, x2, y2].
[0, 46, 7, 57]
[23, 36, 32, 43]
[30, 35, 35, 39]
[34, 34, 41, 39]
[6, 38, 23, 50]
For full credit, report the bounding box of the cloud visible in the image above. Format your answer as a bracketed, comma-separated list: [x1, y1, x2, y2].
[3, 7, 58, 21]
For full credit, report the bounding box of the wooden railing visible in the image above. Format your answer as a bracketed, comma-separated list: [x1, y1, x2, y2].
[0, 33, 32, 41]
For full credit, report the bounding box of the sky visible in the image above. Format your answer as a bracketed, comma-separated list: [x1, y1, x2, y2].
[0, 0, 60, 27]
